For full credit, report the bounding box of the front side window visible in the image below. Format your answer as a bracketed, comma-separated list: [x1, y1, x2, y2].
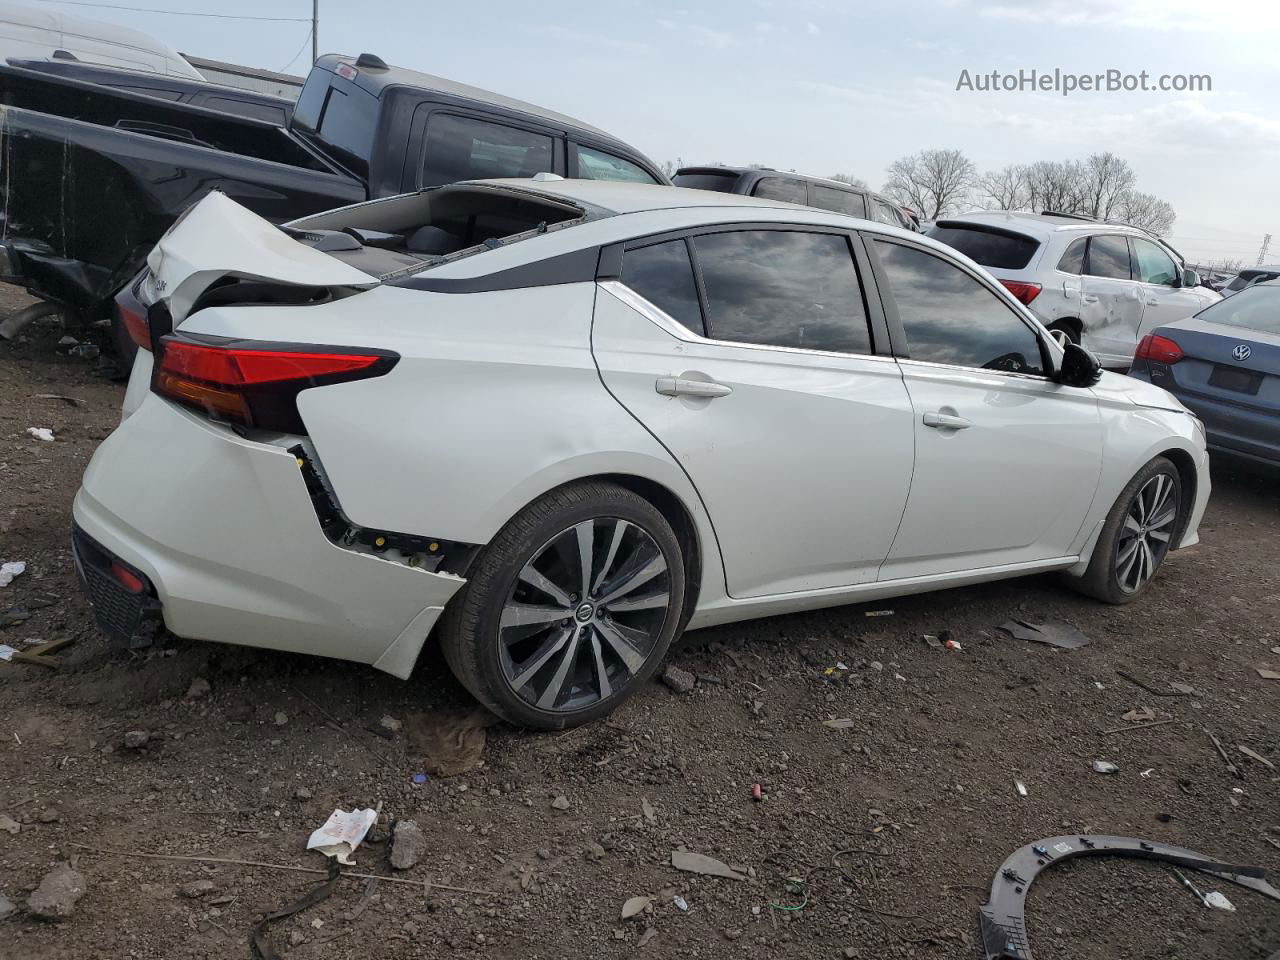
[620, 240, 703, 334]
[422, 114, 555, 188]
[1132, 238, 1178, 286]
[1084, 234, 1132, 280]
[693, 230, 872, 355]
[751, 177, 808, 205]
[575, 145, 658, 184]
[1057, 237, 1087, 274]
[873, 240, 1045, 376]
[811, 184, 867, 218]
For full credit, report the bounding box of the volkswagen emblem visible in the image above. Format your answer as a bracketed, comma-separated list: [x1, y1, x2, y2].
[1232, 344, 1252, 362]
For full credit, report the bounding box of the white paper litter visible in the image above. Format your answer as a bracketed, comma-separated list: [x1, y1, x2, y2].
[1204, 891, 1234, 911]
[25, 427, 54, 442]
[305, 807, 378, 865]
[0, 562, 26, 588]
[0, 644, 16, 661]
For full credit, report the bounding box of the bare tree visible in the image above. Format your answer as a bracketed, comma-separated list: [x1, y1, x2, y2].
[1115, 191, 1176, 235]
[976, 164, 1029, 210]
[1079, 152, 1137, 220]
[1022, 160, 1086, 214]
[883, 149, 977, 219]
[828, 173, 868, 189]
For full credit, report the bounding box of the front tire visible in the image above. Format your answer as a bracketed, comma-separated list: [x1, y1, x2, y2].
[437, 481, 686, 730]
[1072, 456, 1181, 604]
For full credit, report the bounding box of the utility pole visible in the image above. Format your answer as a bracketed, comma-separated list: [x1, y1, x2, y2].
[311, 0, 318, 67]
[1259, 234, 1272, 267]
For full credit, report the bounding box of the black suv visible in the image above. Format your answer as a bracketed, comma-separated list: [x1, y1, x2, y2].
[672, 166, 920, 231]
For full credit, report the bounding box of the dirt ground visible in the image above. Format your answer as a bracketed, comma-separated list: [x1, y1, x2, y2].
[1, 288, 1278, 960]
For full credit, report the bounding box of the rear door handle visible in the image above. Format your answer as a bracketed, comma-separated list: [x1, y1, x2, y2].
[922, 411, 971, 430]
[1144, 298, 1160, 306]
[1082, 294, 1100, 304]
[655, 376, 733, 399]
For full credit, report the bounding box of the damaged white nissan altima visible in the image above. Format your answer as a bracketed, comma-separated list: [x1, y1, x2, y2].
[75, 177, 1210, 728]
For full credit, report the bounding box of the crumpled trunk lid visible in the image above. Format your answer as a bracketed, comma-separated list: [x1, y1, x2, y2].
[144, 191, 377, 324]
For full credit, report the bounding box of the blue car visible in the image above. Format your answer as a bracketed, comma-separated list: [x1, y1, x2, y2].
[1130, 281, 1280, 466]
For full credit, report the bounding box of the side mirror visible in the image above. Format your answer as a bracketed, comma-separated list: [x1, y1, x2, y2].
[1057, 342, 1103, 387]
[1182, 268, 1200, 288]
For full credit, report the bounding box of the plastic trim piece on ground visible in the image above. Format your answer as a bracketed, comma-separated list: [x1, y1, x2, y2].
[977, 834, 1280, 959]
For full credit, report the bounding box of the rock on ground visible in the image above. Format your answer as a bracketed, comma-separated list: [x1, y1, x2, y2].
[122, 730, 149, 749]
[27, 865, 86, 920]
[390, 819, 422, 870]
[0, 894, 16, 921]
[660, 664, 695, 694]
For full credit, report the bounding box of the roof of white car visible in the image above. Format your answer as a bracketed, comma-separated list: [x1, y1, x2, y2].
[479, 177, 800, 215]
[938, 210, 1152, 241]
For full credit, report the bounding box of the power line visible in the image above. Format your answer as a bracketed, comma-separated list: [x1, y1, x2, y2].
[32, 0, 309, 22]
[277, 25, 313, 74]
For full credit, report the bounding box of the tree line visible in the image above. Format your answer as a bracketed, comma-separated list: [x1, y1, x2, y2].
[879, 149, 1175, 235]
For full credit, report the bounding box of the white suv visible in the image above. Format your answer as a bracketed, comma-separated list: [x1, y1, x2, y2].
[929, 212, 1221, 368]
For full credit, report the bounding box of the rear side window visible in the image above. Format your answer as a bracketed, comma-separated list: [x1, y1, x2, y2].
[811, 185, 867, 218]
[422, 114, 555, 188]
[621, 240, 703, 334]
[1057, 237, 1087, 274]
[693, 230, 872, 355]
[873, 240, 1045, 376]
[751, 177, 808, 205]
[1085, 235, 1132, 280]
[575, 145, 658, 184]
[672, 172, 738, 193]
[927, 224, 1040, 270]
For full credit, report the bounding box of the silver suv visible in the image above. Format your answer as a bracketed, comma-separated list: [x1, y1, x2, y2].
[928, 212, 1221, 368]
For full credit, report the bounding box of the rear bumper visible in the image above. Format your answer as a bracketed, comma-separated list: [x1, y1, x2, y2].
[73, 394, 467, 678]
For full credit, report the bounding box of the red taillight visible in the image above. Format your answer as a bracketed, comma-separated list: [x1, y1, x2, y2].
[115, 281, 151, 350]
[999, 279, 1043, 305]
[153, 336, 397, 433]
[110, 561, 144, 594]
[1135, 333, 1183, 365]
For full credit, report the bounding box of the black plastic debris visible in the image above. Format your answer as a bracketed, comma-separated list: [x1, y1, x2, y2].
[997, 619, 1091, 650]
[977, 834, 1280, 960]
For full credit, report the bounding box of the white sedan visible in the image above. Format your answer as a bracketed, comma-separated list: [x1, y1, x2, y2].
[76, 179, 1209, 729]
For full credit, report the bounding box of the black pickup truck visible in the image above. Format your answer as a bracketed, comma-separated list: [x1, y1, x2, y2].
[0, 52, 666, 340]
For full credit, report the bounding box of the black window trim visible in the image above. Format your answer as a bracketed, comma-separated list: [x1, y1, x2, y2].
[864, 234, 1057, 382]
[600, 222, 893, 362]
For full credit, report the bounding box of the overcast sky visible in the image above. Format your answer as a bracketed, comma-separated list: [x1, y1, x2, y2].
[33, 0, 1280, 266]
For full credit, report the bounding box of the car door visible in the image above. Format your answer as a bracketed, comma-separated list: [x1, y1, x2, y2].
[866, 237, 1103, 581]
[1132, 236, 1206, 337]
[1079, 233, 1144, 366]
[591, 227, 916, 599]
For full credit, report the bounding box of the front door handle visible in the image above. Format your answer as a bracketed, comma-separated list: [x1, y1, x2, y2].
[655, 376, 733, 399]
[1144, 298, 1160, 306]
[923, 411, 971, 430]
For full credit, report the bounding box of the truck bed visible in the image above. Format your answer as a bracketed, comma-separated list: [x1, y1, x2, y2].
[0, 64, 364, 314]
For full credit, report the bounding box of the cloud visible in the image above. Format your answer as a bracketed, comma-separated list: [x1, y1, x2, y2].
[806, 21, 821, 35]
[977, 0, 1280, 32]
[524, 24, 653, 55]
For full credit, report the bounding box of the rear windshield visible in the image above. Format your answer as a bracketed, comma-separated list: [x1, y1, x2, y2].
[928, 223, 1041, 270]
[1197, 284, 1280, 334]
[672, 172, 739, 193]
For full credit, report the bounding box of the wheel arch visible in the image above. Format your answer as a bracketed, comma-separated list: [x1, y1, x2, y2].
[1157, 445, 1199, 547]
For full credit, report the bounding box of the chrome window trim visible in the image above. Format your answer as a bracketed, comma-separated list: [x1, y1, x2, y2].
[599, 280, 897, 365]
[895, 356, 1056, 385]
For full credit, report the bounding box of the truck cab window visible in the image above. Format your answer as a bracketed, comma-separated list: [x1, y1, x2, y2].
[422, 114, 555, 188]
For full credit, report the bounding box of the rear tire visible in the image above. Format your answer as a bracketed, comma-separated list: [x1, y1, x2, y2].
[437, 481, 686, 730]
[1070, 456, 1181, 604]
[1047, 319, 1081, 346]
